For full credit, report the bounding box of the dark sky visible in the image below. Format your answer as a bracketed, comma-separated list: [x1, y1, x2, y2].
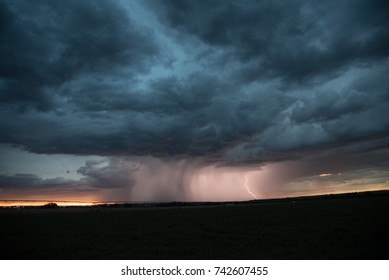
[0, 0, 388, 202]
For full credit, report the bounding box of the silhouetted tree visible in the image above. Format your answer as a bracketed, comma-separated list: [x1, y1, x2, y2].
[42, 202, 58, 208]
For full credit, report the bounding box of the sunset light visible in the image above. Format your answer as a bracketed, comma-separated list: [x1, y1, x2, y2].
[0, 200, 100, 207]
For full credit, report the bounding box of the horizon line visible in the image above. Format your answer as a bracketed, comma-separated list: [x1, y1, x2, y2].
[1, 189, 388, 207]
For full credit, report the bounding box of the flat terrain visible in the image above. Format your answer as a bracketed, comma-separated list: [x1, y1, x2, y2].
[1, 195, 388, 259]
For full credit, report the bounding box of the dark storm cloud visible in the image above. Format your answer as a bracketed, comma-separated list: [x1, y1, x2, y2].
[0, 0, 388, 168]
[152, 0, 389, 84]
[0, 72, 289, 157]
[0, 173, 75, 189]
[291, 64, 389, 124]
[0, 157, 139, 190]
[0, 0, 159, 111]
[77, 158, 138, 188]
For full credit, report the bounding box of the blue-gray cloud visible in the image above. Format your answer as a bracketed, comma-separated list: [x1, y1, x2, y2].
[0, 0, 388, 169]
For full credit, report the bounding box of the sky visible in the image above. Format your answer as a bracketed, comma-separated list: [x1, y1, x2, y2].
[0, 0, 388, 203]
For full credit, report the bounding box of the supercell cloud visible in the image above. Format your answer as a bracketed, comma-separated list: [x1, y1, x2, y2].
[0, 0, 388, 202]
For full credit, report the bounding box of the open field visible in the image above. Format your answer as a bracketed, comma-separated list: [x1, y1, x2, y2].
[1, 194, 388, 259]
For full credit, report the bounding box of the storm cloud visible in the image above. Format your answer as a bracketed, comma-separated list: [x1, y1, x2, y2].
[0, 0, 388, 201]
[152, 0, 389, 83]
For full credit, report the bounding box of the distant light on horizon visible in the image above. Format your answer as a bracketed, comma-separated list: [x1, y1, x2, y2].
[0, 201, 98, 207]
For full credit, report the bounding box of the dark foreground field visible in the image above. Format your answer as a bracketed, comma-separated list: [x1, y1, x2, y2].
[1, 195, 389, 259]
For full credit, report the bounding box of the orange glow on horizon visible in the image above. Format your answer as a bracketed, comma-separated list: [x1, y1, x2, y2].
[0, 200, 115, 207]
[0, 186, 387, 207]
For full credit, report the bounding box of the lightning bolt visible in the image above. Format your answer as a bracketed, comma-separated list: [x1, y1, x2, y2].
[244, 174, 257, 199]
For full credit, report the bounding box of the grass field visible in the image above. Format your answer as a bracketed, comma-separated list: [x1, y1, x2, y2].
[1, 195, 388, 259]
